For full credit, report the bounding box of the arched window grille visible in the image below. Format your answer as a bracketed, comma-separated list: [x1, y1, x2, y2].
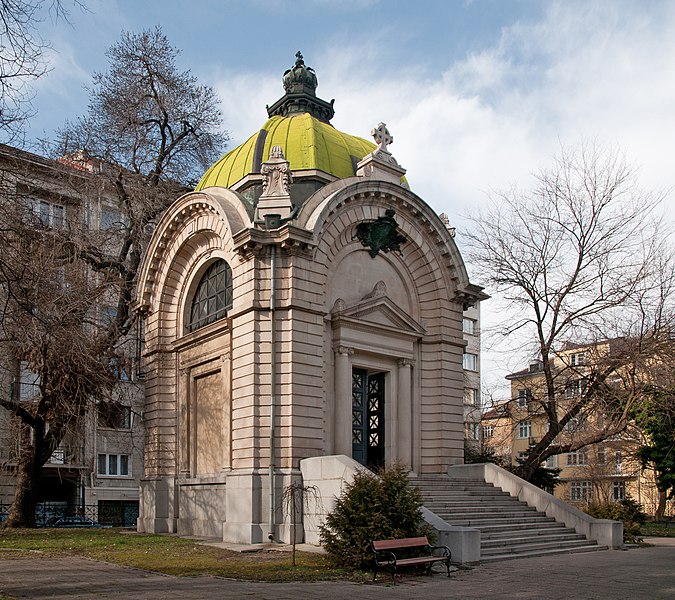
[188, 260, 233, 332]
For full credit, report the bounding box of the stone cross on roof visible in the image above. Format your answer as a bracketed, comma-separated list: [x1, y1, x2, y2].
[371, 122, 393, 154]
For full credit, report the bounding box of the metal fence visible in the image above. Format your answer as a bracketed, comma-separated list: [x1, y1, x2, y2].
[0, 501, 138, 528]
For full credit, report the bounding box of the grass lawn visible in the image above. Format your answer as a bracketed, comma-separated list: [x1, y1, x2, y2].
[641, 522, 675, 538]
[0, 528, 364, 582]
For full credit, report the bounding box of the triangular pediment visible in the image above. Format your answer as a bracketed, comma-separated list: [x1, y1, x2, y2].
[331, 282, 426, 337]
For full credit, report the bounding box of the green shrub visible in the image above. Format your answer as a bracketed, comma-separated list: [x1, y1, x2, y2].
[585, 496, 647, 543]
[319, 464, 431, 569]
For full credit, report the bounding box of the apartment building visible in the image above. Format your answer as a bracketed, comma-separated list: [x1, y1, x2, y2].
[0, 144, 144, 525]
[462, 302, 482, 449]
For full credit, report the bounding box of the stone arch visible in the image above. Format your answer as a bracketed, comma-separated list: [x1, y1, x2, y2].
[301, 180, 469, 327]
[136, 188, 249, 317]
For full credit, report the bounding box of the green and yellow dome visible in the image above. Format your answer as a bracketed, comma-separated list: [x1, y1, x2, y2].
[196, 113, 375, 190]
[195, 52, 376, 192]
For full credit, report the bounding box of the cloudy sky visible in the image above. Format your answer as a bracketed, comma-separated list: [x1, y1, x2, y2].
[22, 0, 675, 397]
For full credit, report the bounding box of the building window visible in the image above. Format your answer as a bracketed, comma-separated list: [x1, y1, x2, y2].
[466, 422, 480, 440]
[614, 450, 623, 474]
[517, 389, 531, 408]
[98, 403, 132, 429]
[545, 454, 558, 468]
[107, 357, 130, 381]
[30, 199, 66, 228]
[99, 305, 118, 327]
[462, 318, 476, 335]
[464, 388, 479, 406]
[100, 207, 126, 230]
[570, 480, 592, 501]
[49, 447, 65, 464]
[570, 352, 586, 366]
[518, 420, 532, 439]
[18, 361, 40, 401]
[483, 425, 494, 439]
[565, 380, 586, 399]
[597, 448, 606, 464]
[462, 352, 478, 371]
[97, 453, 130, 477]
[188, 260, 233, 332]
[566, 415, 588, 432]
[567, 449, 588, 466]
[612, 480, 626, 501]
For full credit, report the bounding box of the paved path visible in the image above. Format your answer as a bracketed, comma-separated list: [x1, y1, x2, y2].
[1, 541, 674, 599]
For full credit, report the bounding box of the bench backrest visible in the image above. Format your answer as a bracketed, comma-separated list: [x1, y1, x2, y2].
[372, 536, 429, 551]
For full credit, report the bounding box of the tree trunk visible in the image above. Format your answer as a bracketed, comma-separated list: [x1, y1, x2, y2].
[655, 490, 667, 521]
[5, 425, 42, 528]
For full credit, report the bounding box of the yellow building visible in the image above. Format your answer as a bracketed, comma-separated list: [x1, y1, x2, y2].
[482, 343, 669, 516]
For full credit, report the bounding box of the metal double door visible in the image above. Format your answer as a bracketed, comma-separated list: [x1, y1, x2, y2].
[351, 368, 385, 469]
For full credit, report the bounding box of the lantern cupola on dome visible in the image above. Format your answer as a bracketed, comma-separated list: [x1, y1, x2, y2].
[267, 51, 335, 123]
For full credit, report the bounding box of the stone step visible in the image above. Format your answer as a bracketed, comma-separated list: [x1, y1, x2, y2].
[480, 526, 577, 541]
[479, 544, 608, 563]
[423, 503, 536, 514]
[441, 515, 556, 527]
[420, 489, 512, 498]
[432, 510, 540, 521]
[481, 538, 599, 556]
[414, 476, 603, 563]
[481, 532, 587, 549]
[418, 477, 499, 489]
[421, 497, 526, 506]
[415, 480, 503, 487]
[447, 520, 564, 534]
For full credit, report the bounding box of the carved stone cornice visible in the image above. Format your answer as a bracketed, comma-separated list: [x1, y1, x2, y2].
[232, 224, 315, 260]
[397, 358, 415, 368]
[454, 283, 490, 310]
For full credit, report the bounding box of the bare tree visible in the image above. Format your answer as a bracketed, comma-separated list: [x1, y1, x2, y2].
[466, 142, 675, 481]
[54, 24, 227, 340]
[0, 26, 226, 526]
[57, 25, 226, 187]
[0, 1, 82, 142]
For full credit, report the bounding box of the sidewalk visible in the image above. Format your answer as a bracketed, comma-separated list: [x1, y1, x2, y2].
[1, 543, 674, 599]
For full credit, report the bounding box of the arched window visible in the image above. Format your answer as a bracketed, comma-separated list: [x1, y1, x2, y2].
[188, 260, 233, 332]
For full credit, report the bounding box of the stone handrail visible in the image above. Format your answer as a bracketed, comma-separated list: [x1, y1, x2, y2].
[447, 463, 623, 549]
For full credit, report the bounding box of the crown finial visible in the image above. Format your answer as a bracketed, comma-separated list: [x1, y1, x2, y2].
[268, 52, 335, 123]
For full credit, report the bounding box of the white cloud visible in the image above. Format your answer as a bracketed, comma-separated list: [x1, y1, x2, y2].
[211, 0, 675, 397]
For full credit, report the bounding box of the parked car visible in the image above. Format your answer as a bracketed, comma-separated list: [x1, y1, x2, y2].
[46, 516, 109, 528]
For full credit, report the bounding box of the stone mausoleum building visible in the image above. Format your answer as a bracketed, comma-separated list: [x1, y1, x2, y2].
[134, 54, 486, 543]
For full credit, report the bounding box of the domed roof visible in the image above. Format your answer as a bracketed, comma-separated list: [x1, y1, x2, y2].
[195, 52, 377, 192]
[195, 113, 375, 191]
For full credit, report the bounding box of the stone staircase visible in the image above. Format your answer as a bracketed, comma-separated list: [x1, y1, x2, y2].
[415, 476, 607, 562]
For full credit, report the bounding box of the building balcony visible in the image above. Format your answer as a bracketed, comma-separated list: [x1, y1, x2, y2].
[0, 444, 85, 469]
[45, 445, 85, 468]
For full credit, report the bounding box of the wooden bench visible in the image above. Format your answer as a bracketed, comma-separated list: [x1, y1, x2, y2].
[371, 536, 452, 584]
